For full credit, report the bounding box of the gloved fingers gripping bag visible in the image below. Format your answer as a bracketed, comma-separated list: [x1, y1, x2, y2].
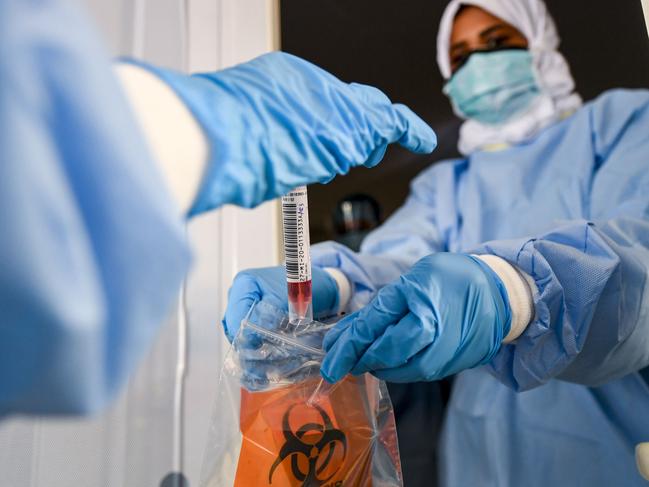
[199, 301, 403, 487]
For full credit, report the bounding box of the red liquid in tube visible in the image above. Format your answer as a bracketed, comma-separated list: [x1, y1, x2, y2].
[287, 280, 312, 321]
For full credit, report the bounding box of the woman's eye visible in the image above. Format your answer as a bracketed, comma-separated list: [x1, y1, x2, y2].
[486, 35, 511, 50]
[451, 53, 468, 68]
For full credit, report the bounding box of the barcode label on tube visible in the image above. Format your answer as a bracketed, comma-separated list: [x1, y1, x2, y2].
[281, 186, 312, 283]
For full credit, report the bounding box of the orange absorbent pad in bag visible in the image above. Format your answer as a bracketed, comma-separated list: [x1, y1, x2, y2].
[234, 374, 400, 487]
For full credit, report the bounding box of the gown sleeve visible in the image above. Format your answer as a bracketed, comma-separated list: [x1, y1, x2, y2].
[312, 163, 450, 310]
[0, 0, 190, 415]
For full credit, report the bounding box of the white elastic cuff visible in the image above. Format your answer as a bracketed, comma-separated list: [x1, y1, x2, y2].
[475, 254, 537, 343]
[115, 63, 208, 214]
[636, 443, 649, 480]
[324, 268, 352, 315]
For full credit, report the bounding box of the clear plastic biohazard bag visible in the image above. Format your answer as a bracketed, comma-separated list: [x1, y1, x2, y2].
[199, 301, 403, 487]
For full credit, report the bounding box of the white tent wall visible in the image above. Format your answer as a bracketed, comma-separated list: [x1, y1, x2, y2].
[0, 1, 280, 486]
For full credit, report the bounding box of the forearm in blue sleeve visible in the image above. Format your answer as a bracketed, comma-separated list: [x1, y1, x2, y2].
[476, 218, 649, 391]
[312, 164, 449, 310]
[312, 241, 414, 310]
[0, 0, 190, 415]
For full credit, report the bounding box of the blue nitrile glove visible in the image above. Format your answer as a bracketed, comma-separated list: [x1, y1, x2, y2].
[132, 52, 437, 214]
[320, 253, 512, 383]
[223, 266, 339, 342]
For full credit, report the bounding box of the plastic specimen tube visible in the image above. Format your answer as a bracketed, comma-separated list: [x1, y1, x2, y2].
[281, 186, 313, 323]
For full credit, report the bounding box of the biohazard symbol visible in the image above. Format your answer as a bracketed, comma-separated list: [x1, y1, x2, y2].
[269, 404, 347, 486]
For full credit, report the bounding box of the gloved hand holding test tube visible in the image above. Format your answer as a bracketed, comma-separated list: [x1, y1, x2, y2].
[209, 187, 403, 486]
[223, 185, 339, 393]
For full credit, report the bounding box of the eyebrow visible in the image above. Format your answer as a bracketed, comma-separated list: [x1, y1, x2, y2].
[450, 41, 468, 53]
[479, 24, 510, 39]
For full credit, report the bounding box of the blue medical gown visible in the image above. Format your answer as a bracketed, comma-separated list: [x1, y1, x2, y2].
[0, 0, 190, 414]
[312, 89, 649, 485]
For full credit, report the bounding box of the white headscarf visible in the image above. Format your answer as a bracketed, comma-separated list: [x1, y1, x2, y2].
[437, 0, 582, 155]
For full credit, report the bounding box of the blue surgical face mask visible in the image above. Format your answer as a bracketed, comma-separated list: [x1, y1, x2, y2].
[443, 49, 541, 125]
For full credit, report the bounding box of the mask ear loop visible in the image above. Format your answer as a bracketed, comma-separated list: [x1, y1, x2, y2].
[527, 47, 572, 121]
[528, 47, 545, 90]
